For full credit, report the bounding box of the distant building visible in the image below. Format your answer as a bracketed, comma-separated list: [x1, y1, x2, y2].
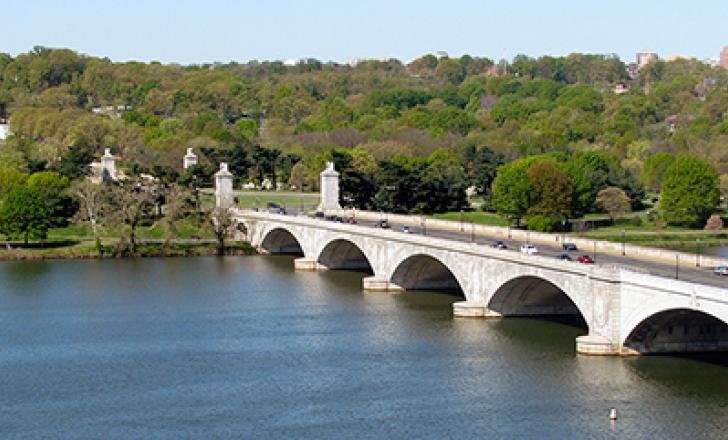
[703, 57, 720, 68]
[720, 46, 728, 69]
[636, 51, 658, 69]
[89, 148, 118, 183]
[91, 105, 132, 118]
[614, 83, 629, 94]
[435, 51, 448, 59]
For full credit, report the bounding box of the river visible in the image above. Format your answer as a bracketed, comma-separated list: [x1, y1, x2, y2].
[0, 256, 726, 438]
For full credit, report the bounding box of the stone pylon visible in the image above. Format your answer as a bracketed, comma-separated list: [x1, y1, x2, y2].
[183, 147, 198, 169]
[317, 162, 342, 212]
[215, 163, 234, 208]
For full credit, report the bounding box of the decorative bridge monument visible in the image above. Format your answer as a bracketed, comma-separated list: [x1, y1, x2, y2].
[217, 162, 728, 356]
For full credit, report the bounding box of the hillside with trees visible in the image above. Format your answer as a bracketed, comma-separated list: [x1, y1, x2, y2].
[1, 47, 727, 236]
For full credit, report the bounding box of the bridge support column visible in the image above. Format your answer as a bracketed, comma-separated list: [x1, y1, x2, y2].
[362, 276, 404, 292]
[294, 258, 329, 272]
[575, 334, 620, 356]
[452, 301, 503, 318]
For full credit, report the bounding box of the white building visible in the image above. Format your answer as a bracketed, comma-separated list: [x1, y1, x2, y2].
[183, 148, 198, 169]
[636, 51, 658, 69]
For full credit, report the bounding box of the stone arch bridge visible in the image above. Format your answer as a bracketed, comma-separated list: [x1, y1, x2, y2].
[236, 210, 728, 356]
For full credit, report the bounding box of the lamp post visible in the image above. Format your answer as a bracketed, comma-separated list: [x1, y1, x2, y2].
[460, 209, 464, 232]
[470, 222, 475, 243]
[593, 241, 597, 263]
[621, 229, 626, 256]
[696, 238, 701, 267]
[422, 218, 427, 236]
[675, 255, 679, 280]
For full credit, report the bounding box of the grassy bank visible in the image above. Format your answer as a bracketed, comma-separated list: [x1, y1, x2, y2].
[0, 222, 257, 260]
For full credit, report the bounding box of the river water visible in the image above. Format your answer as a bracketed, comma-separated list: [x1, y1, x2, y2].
[0, 256, 726, 439]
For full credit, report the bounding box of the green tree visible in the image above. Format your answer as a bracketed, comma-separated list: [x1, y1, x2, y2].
[659, 156, 719, 226]
[27, 171, 73, 226]
[491, 157, 539, 224]
[0, 186, 51, 244]
[641, 152, 675, 193]
[527, 159, 572, 221]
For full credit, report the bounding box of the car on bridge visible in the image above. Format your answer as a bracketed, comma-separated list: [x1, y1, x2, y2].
[557, 253, 572, 261]
[401, 226, 412, 233]
[519, 244, 538, 255]
[562, 242, 578, 251]
[714, 266, 728, 276]
[376, 220, 391, 229]
[491, 240, 507, 249]
[346, 218, 357, 225]
[577, 255, 595, 264]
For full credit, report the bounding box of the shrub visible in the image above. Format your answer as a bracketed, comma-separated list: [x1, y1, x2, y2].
[630, 216, 642, 227]
[527, 214, 554, 232]
[705, 214, 724, 232]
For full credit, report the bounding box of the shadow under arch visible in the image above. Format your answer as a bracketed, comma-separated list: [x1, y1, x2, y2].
[624, 308, 728, 355]
[317, 239, 374, 273]
[390, 254, 464, 298]
[260, 228, 304, 256]
[487, 276, 587, 328]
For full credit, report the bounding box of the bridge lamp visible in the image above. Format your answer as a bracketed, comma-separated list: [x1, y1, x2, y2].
[696, 239, 701, 267]
[621, 229, 626, 256]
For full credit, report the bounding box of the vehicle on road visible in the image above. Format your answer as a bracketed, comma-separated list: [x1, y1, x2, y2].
[491, 240, 507, 249]
[577, 255, 595, 264]
[557, 253, 572, 261]
[401, 226, 412, 233]
[334, 216, 344, 223]
[714, 266, 728, 276]
[520, 244, 538, 255]
[376, 220, 391, 229]
[562, 242, 578, 251]
[346, 218, 357, 225]
[313, 211, 324, 218]
[267, 202, 280, 209]
[278, 207, 287, 215]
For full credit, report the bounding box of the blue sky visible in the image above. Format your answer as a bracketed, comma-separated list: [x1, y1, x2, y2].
[3, 0, 728, 64]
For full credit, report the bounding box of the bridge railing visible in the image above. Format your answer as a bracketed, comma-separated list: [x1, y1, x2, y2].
[321, 208, 728, 271]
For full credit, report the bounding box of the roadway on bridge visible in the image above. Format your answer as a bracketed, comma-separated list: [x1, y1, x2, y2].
[294, 212, 728, 289]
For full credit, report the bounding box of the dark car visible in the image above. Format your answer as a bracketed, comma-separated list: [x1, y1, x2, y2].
[376, 220, 391, 229]
[557, 253, 572, 261]
[562, 242, 578, 251]
[491, 240, 507, 249]
[278, 207, 287, 215]
[313, 211, 325, 218]
[577, 255, 595, 264]
[334, 216, 344, 223]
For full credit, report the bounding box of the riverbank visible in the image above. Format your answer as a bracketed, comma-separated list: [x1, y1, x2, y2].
[0, 241, 257, 261]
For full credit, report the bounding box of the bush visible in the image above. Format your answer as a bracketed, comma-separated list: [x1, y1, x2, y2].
[630, 216, 642, 227]
[705, 214, 724, 232]
[527, 214, 554, 232]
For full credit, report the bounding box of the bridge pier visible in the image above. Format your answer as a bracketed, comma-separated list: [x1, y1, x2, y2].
[362, 276, 404, 292]
[294, 258, 329, 272]
[452, 301, 503, 318]
[575, 335, 620, 356]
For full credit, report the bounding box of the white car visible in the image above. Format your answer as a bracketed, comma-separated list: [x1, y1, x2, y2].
[520, 244, 539, 255]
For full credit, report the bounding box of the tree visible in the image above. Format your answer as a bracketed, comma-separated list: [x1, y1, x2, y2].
[659, 156, 719, 226]
[705, 214, 723, 232]
[491, 157, 538, 224]
[208, 206, 234, 256]
[641, 152, 675, 193]
[0, 168, 28, 199]
[161, 184, 193, 244]
[108, 180, 157, 253]
[527, 159, 572, 221]
[27, 171, 73, 226]
[70, 180, 109, 253]
[595, 187, 632, 220]
[0, 186, 51, 244]
[51, 144, 94, 180]
[461, 145, 505, 204]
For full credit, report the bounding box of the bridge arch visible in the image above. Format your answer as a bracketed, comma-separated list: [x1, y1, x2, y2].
[623, 308, 728, 354]
[487, 275, 589, 327]
[389, 253, 465, 297]
[260, 227, 305, 255]
[317, 238, 374, 273]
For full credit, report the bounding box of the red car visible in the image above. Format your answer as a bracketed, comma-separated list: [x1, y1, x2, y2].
[577, 255, 594, 264]
[346, 218, 357, 225]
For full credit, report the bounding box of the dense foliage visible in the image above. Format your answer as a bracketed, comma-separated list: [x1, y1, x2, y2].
[0, 47, 726, 227]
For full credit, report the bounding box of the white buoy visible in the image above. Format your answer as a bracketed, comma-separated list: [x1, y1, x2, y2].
[609, 408, 618, 420]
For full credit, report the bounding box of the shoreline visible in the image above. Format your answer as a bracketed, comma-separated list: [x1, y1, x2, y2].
[0, 241, 257, 261]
